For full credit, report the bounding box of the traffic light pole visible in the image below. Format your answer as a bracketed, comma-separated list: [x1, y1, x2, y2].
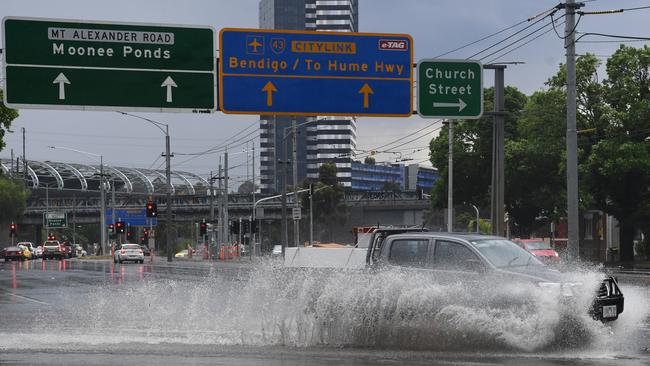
[165, 127, 173, 262]
[99, 155, 107, 256]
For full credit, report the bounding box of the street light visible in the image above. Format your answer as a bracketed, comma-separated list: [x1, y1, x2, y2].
[117, 111, 173, 262]
[48, 146, 107, 255]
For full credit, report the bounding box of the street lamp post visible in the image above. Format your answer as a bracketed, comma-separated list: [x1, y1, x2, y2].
[117, 112, 173, 262]
[48, 146, 106, 254]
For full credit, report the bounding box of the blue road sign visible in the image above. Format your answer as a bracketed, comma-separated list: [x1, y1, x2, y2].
[106, 209, 156, 227]
[219, 28, 413, 117]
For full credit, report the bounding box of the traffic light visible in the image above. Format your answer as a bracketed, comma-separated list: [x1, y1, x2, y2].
[251, 220, 257, 234]
[116, 221, 125, 234]
[199, 222, 207, 235]
[108, 224, 114, 232]
[9, 223, 16, 237]
[143, 228, 149, 239]
[146, 201, 158, 218]
[230, 220, 240, 235]
[126, 228, 134, 241]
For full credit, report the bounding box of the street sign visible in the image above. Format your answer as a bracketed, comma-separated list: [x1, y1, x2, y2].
[219, 28, 413, 117]
[106, 208, 156, 227]
[44, 212, 67, 228]
[292, 207, 301, 221]
[417, 59, 483, 119]
[3, 17, 216, 112]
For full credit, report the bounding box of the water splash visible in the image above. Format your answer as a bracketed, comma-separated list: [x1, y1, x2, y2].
[2, 260, 649, 355]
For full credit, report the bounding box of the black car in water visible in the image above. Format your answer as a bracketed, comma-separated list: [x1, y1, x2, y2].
[366, 232, 624, 321]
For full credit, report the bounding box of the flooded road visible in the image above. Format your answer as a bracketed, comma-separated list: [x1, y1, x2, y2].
[0, 258, 648, 365]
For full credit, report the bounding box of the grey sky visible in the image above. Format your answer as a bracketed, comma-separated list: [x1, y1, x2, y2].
[1, 0, 648, 188]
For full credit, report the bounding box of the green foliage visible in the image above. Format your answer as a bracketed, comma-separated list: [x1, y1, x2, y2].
[363, 156, 376, 165]
[302, 162, 346, 242]
[0, 175, 29, 223]
[237, 180, 256, 194]
[0, 89, 20, 153]
[382, 181, 401, 192]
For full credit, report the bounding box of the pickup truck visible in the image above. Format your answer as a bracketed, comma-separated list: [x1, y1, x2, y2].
[42, 240, 64, 260]
[285, 228, 624, 322]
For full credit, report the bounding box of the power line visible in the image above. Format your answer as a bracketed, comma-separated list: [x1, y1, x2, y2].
[357, 120, 442, 158]
[576, 32, 650, 42]
[480, 16, 565, 61]
[467, 9, 558, 59]
[434, 5, 557, 58]
[486, 19, 566, 64]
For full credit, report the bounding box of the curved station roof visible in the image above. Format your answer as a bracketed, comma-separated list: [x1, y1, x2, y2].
[0, 158, 209, 196]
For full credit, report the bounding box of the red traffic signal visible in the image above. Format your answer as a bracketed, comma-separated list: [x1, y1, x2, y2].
[115, 221, 125, 234]
[9, 223, 16, 236]
[108, 224, 115, 232]
[146, 202, 158, 218]
[199, 222, 207, 235]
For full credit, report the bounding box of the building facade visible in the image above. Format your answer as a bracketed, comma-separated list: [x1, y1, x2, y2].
[351, 162, 439, 192]
[258, 0, 359, 193]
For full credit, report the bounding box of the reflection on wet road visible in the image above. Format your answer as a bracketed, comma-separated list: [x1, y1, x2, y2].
[0, 258, 648, 366]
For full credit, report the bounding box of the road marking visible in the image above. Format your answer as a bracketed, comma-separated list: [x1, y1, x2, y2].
[1, 290, 49, 305]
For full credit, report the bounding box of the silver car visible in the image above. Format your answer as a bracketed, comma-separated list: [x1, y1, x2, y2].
[114, 243, 144, 264]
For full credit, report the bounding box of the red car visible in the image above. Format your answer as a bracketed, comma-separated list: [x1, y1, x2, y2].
[512, 238, 560, 264]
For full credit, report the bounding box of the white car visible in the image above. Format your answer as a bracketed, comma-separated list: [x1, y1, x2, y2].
[271, 245, 282, 256]
[113, 243, 144, 264]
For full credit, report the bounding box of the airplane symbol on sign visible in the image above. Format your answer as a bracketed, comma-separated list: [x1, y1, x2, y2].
[246, 36, 264, 55]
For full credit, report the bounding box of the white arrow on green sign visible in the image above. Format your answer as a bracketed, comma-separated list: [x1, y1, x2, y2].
[3, 17, 216, 113]
[417, 59, 483, 119]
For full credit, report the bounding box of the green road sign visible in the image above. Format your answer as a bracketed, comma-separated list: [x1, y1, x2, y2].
[3, 17, 216, 112]
[417, 59, 483, 119]
[44, 212, 67, 228]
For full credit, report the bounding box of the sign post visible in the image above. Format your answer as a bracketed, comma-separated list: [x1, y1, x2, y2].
[219, 28, 413, 117]
[3, 17, 216, 112]
[417, 59, 483, 119]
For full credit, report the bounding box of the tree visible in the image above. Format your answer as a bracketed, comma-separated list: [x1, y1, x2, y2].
[0, 176, 29, 223]
[583, 45, 650, 261]
[364, 156, 376, 165]
[302, 162, 346, 242]
[0, 89, 19, 153]
[382, 181, 401, 192]
[237, 180, 256, 194]
[429, 86, 527, 221]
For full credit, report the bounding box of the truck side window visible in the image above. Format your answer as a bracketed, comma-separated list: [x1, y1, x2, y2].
[434, 240, 481, 271]
[389, 239, 430, 268]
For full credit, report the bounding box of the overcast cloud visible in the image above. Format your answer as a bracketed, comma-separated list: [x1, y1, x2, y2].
[1, 0, 648, 188]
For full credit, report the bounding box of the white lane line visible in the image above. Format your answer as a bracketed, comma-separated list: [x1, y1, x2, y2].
[1, 291, 50, 305]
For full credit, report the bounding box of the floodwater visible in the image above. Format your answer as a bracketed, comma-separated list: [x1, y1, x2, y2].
[0, 259, 648, 365]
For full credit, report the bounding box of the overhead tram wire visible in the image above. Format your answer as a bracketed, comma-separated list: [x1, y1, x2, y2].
[485, 19, 567, 64]
[575, 32, 650, 43]
[479, 16, 566, 62]
[355, 120, 442, 159]
[467, 9, 558, 60]
[433, 5, 558, 58]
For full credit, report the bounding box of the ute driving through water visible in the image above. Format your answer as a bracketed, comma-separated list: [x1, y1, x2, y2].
[284, 228, 624, 321]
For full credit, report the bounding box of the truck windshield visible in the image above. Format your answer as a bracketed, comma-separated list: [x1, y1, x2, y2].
[471, 239, 543, 268]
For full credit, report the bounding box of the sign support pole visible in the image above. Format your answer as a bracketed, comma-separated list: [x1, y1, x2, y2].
[292, 119, 299, 248]
[447, 119, 454, 232]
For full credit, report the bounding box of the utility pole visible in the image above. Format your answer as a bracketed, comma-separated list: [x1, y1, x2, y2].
[224, 150, 229, 246]
[565, 0, 582, 261]
[281, 136, 288, 254]
[447, 120, 453, 232]
[292, 119, 299, 247]
[72, 194, 76, 244]
[21, 127, 26, 184]
[209, 171, 215, 256]
[164, 126, 173, 262]
[218, 161, 224, 255]
[487, 64, 506, 236]
[111, 178, 116, 250]
[99, 156, 106, 256]
[251, 145, 256, 257]
[309, 183, 313, 246]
